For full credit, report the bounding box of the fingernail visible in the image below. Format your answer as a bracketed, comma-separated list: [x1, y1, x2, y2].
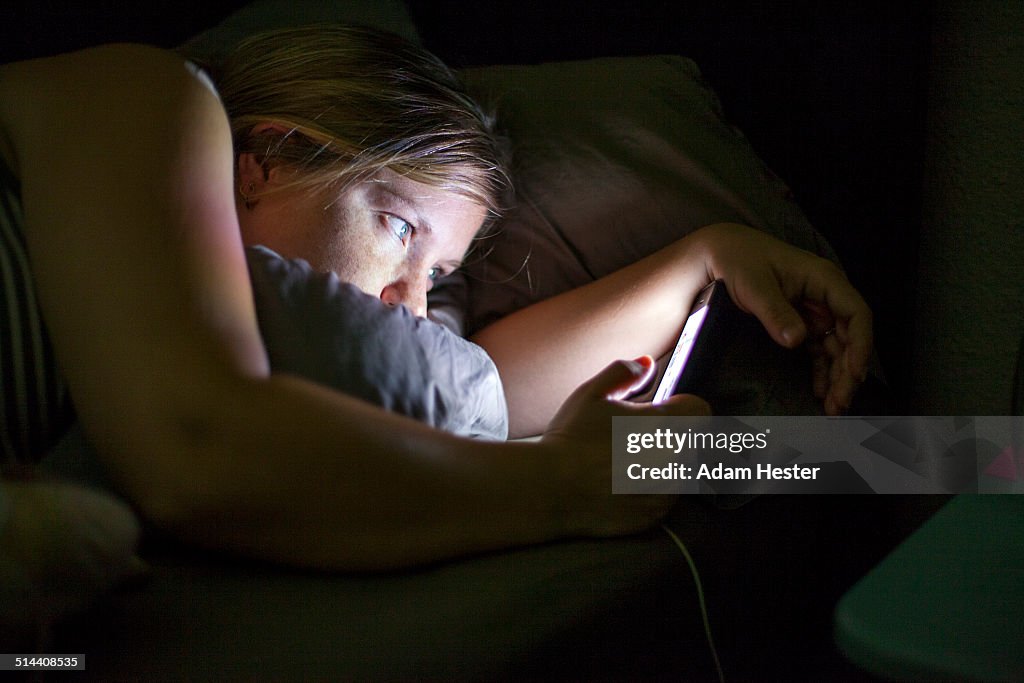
[781, 327, 800, 346]
[622, 359, 644, 376]
[630, 356, 653, 373]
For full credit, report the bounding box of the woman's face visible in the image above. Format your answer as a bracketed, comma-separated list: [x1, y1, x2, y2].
[237, 162, 487, 318]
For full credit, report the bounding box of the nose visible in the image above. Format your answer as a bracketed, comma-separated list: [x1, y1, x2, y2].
[380, 277, 428, 318]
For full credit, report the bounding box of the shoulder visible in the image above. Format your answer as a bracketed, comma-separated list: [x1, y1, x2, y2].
[1, 43, 191, 89]
[0, 44, 227, 176]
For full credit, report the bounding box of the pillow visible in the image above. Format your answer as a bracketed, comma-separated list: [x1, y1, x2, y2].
[442, 56, 847, 415]
[458, 56, 838, 333]
[246, 246, 508, 440]
[180, 0, 422, 65]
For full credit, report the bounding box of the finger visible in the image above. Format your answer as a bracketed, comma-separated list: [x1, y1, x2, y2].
[729, 274, 807, 349]
[822, 330, 843, 360]
[830, 350, 845, 396]
[812, 351, 829, 399]
[809, 331, 839, 401]
[801, 300, 836, 337]
[827, 378, 855, 416]
[801, 299, 830, 318]
[656, 392, 713, 417]
[585, 356, 657, 401]
[843, 311, 873, 383]
[824, 327, 866, 413]
[825, 350, 861, 415]
[803, 265, 873, 382]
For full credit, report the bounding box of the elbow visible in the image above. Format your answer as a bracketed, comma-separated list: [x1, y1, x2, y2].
[108, 429, 235, 541]
[88, 382, 258, 540]
[124, 454, 226, 541]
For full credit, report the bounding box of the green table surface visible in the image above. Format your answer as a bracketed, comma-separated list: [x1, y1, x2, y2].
[835, 495, 1024, 682]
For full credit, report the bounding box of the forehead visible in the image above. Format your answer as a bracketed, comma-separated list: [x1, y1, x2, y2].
[365, 171, 487, 254]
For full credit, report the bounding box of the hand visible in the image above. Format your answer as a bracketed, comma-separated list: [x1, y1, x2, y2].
[689, 223, 873, 415]
[541, 356, 711, 538]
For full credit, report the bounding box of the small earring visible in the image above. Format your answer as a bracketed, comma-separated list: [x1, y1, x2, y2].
[240, 181, 257, 209]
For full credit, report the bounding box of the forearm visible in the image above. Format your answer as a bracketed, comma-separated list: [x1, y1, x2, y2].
[472, 235, 710, 437]
[115, 372, 566, 571]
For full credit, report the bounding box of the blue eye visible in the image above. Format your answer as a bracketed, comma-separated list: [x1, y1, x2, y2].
[427, 266, 441, 281]
[386, 215, 412, 243]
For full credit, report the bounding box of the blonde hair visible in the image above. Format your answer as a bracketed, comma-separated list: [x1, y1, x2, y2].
[210, 25, 509, 217]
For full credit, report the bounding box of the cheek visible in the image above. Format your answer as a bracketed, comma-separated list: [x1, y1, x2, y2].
[318, 215, 400, 292]
[246, 198, 334, 264]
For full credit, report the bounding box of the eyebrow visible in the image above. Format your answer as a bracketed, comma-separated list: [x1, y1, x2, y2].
[440, 256, 465, 272]
[369, 180, 469, 270]
[372, 183, 433, 235]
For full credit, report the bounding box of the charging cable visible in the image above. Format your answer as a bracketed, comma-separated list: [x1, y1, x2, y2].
[661, 523, 725, 683]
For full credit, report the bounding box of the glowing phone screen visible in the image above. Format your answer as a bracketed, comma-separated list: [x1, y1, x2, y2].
[653, 302, 711, 403]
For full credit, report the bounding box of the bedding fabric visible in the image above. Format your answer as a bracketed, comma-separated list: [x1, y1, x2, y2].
[0, 148, 74, 464]
[246, 246, 508, 440]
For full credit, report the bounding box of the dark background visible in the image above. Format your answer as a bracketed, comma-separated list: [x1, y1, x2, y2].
[1, 0, 934, 410]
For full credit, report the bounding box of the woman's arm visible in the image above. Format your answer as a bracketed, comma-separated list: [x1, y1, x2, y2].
[472, 237, 708, 438]
[0, 45, 697, 570]
[473, 224, 872, 438]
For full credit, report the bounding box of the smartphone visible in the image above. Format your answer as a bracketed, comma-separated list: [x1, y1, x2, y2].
[653, 280, 740, 402]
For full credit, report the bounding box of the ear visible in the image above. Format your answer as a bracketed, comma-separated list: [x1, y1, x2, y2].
[250, 122, 295, 138]
[239, 122, 302, 189]
[237, 151, 267, 193]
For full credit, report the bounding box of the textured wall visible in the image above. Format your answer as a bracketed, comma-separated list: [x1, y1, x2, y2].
[912, 0, 1024, 414]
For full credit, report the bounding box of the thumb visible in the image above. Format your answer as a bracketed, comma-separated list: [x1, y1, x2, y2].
[658, 392, 713, 417]
[585, 356, 656, 401]
[733, 279, 807, 348]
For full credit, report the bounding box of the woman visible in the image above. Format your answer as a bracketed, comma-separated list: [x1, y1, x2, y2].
[0, 25, 870, 584]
